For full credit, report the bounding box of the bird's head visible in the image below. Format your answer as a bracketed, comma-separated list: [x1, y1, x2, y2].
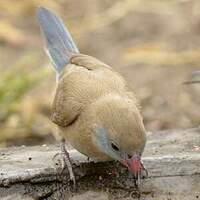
[90, 95, 147, 178]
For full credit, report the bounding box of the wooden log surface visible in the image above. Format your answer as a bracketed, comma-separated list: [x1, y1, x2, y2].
[0, 128, 200, 200]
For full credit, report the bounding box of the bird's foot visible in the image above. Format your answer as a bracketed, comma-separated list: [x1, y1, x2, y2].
[134, 162, 148, 187]
[53, 139, 76, 189]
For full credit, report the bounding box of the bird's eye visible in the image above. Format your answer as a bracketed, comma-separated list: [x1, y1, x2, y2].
[111, 142, 120, 151]
[128, 154, 132, 159]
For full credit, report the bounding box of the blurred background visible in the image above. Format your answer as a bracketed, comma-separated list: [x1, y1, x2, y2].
[0, 0, 200, 147]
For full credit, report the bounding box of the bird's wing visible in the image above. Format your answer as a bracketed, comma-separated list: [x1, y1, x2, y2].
[37, 7, 79, 76]
[50, 58, 109, 127]
[51, 69, 83, 127]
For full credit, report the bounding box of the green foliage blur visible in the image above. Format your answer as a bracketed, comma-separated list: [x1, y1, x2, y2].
[0, 55, 48, 122]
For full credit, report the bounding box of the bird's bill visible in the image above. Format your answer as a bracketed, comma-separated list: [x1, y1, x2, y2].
[122, 155, 148, 179]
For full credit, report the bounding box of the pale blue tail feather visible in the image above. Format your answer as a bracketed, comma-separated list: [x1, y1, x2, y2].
[37, 7, 79, 75]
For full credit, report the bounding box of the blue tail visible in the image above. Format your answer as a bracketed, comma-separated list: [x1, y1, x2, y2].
[37, 7, 79, 75]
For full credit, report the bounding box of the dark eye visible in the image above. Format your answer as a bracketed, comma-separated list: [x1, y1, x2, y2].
[111, 142, 120, 151]
[128, 154, 132, 159]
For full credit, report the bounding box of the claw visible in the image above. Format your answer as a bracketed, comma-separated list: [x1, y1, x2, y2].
[142, 165, 148, 179]
[52, 139, 76, 189]
[133, 162, 148, 187]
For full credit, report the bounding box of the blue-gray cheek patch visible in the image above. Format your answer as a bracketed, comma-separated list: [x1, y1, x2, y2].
[93, 127, 120, 160]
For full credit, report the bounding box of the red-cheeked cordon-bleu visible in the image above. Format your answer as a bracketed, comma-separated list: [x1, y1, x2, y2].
[37, 7, 147, 186]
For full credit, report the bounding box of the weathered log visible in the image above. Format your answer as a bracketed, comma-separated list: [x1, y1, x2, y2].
[0, 128, 200, 200]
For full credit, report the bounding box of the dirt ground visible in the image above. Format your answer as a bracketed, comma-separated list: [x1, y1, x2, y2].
[0, 0, 200, 146]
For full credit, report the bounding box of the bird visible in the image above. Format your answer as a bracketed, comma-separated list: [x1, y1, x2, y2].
[37, 7, 147, 186]
[184, 70, 200, 84]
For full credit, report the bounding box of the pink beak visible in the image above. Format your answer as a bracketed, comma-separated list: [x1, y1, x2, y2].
[122, 155, 147, 178]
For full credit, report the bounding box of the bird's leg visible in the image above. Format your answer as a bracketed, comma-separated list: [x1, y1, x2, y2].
[54, 138, 76, 187]
[60, 139, 76, 186]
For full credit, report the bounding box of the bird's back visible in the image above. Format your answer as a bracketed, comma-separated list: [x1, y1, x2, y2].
[51, 54, 139, 127]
